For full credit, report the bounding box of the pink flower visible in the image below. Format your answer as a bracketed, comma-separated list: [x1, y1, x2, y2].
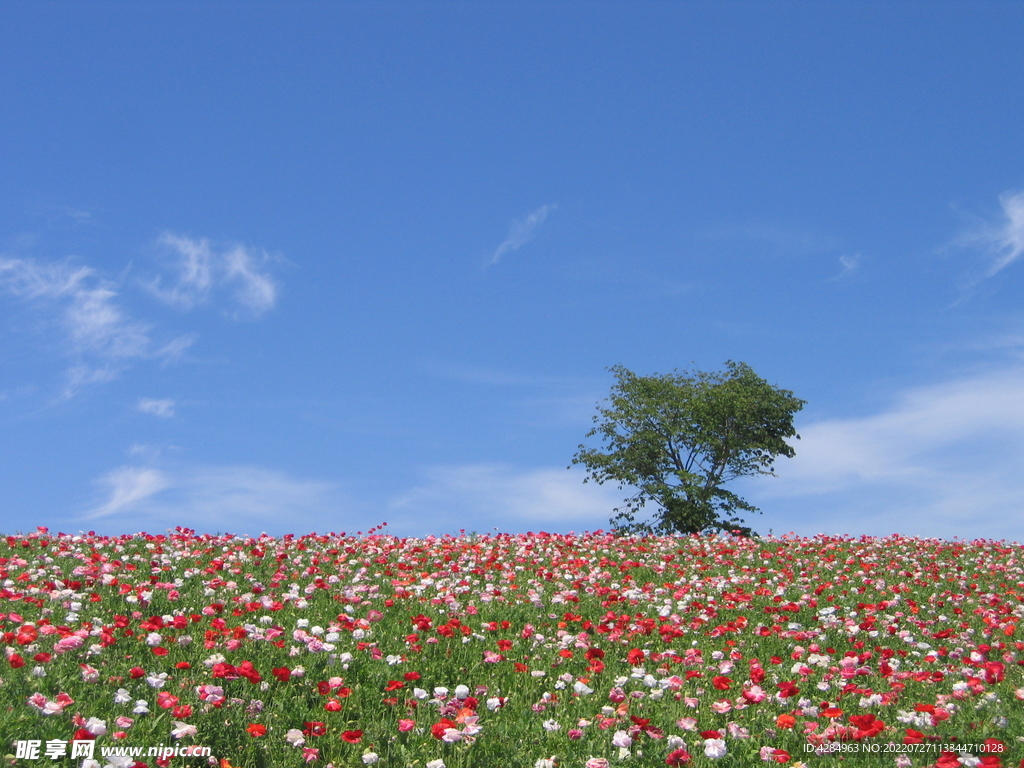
[80, 663, 100, 682]
[303, 747, 320, 763]
[54, 636, 85, 654]
[398, 719, 416, 732]
[585, 759, 610, 768]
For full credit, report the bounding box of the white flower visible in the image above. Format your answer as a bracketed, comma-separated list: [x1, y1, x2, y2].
[85, 717, 107, 736]
[114, 688, 133, 704]
[454, 684, 470, 699]
[146, 673, 168, 689]
[171, 721, 197, 740]
[573, 681, 594, 696]
[285, 728, 306, 747]
[535, 758, 557, 768]
[703, 738, 727, 759]
[146, 632, 163, 647]
[542, 719, 561, 732]
[133, 700, 150, 714]
[361, 752, 379, 765]
[426, 760, 446, 768]
[611, 730, 632, 748]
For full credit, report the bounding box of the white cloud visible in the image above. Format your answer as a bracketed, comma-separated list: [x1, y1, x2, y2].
[490, 204, 555, 265]
[146, 233, 213, 310]
[0, 255, 182, 395]
[138, 398, 175, 418]
[83, 463, 342, 532]
[148, 233, 278, 317]
[389, 464, 623, 534]
[829, 253, 861, 280]
[985, 190, 1024, 276]
[88, 466, 171, 519]
[752, 367, 1024, 540]
[222, 244, 277, 313]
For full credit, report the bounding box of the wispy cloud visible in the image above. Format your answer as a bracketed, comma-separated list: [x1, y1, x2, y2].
[388, 464, 622, 535]
[0, 255, 189, 396]
[752, 367, 1024, 540]
[829, 253, 861, 280]
[952, 191, 1024, 295]
[88, 466, 171, 519]
[490, 205, 555, 265]
[147, 233, 278, 317]
[983, 191, 1024, 277]
[695, 222, 844, 257]
[137, 398, 175, 418]
[84, 463, 342, 532]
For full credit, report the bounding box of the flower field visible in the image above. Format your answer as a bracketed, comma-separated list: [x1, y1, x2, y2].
[2, 527, 1023, 768]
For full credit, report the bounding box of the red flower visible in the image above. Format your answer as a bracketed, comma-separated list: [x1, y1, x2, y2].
[236, 660, 262, 684]
[384, 680, 404, 692]
[403, 671, 421, 681]
[775, 714, 796, 729]
[665, 748, 691, 765]
[712, 675, 732, 690]
[303, 722, 327, 737]
[984, 662, 1005, 684]
[7, 653, 25, 668]
[341, 730, 362, 744]
[175, 661, 191, 670]
[272, 667, 291, 682]
[246, 724, 266, 737]
[129, 666, 145, 678]
[431, 718, 456, 739]
[849, 714, 884, 738]
[212, 662, 239, 680]
[324, 699, 342, 712]
[777, 681, 799, 698]
[627, 648, 645, 666]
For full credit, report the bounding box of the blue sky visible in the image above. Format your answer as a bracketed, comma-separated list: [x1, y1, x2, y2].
[3, 2, 1024, 541]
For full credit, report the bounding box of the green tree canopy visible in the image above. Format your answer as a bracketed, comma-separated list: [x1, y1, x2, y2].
[572, 361, 805, 536]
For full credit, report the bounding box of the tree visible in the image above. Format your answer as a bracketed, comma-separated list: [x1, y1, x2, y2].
[571, 361, 804, 536]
